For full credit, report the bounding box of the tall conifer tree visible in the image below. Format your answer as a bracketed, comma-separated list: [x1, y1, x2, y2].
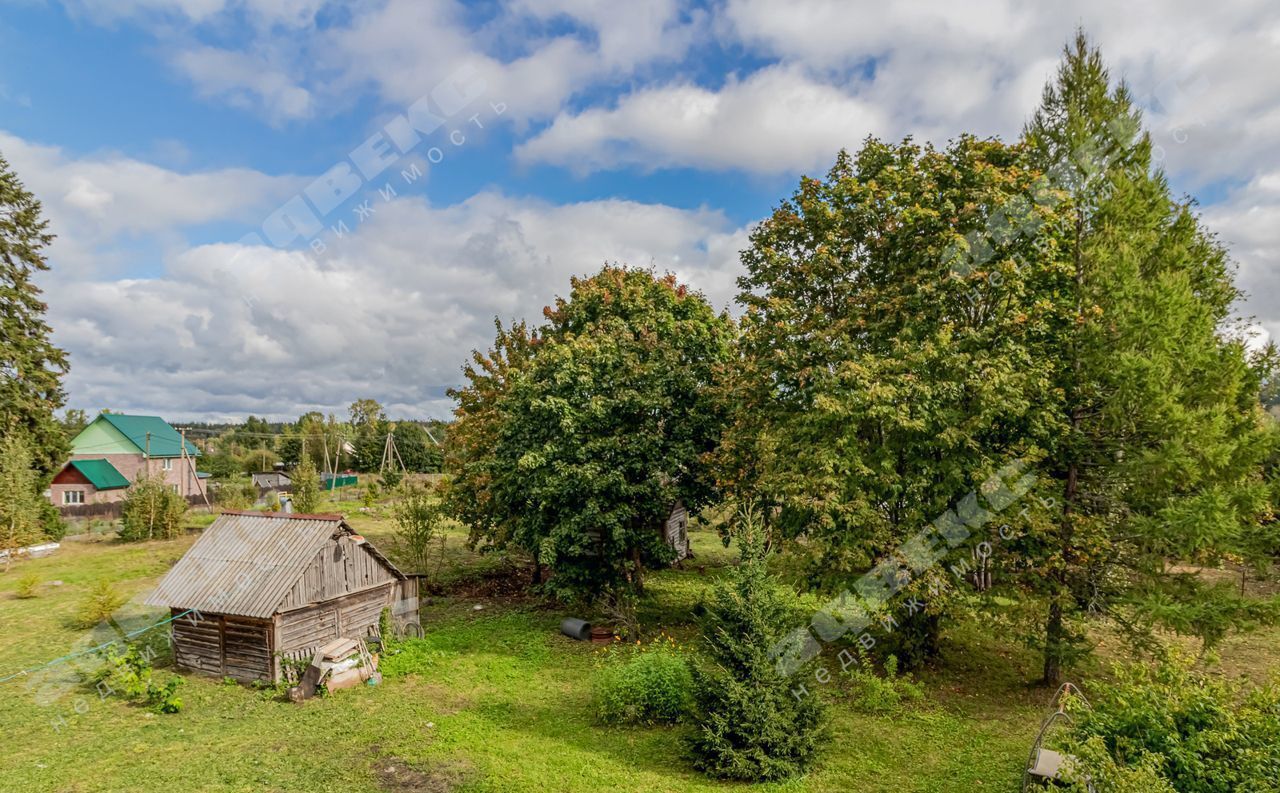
[1016, 33, 1277, 683]
[0, 152, 68, 476]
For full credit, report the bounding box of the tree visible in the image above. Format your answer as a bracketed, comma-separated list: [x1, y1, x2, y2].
[686, 508, 827, 781]
[119, 474, 187, 542]
[58, 408, 88, 441]
[349, 398, 389, 472]
[449, 266, 735, 601]
[290, 454, 322, 514]
[392, 421, 442, 473]
[1011, 33, 1278, 683]
[0, 152, 69, 478]
[728, 135, 1059, 664]
[0, 431, 47, 568]
[392, 484, 447, 577]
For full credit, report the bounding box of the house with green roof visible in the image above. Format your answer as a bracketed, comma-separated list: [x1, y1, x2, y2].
[49, 413, 207, 507]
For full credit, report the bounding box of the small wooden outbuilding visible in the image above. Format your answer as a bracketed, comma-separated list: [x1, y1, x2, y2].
[145, 511, 419, 683]
[663, 501, 691, 562]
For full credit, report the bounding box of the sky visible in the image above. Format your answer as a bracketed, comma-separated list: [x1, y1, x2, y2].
[1, 0, 1278, 422]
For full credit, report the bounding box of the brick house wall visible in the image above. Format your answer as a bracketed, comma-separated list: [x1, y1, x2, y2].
[57, 453, 207, 505]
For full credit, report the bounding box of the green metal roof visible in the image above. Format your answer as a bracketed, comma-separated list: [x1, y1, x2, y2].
[96, 414, 199, 458]
[69, 459, 130, 490]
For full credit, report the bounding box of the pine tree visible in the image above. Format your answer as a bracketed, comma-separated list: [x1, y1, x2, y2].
[0, 431, 46, 568]
[0, 152, 69, 478]
[291, 454, 322, 514]
[687, 508, 827, 781]
[1015, 32, 1278, 683]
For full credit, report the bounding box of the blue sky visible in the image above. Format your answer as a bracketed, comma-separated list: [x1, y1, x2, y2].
[2, 0, 1278, 420]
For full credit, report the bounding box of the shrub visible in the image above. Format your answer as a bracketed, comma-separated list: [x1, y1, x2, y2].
[1062, 653, 1280, 793]
[14, 573, 40, 599]
[363, 482, 380, 508]
[392, 485, 447, 576]
[593, 632, 693, 725]
[686, 508, 827, 781]
[215, 478, 257, 510]
[841, 649, 924, 714]
[90, 643, 183, 714]
[381, 469, 404, 490]
[264, 490, 281, 511]
[290, 456, 322, 514]
[76, 580, 128, 628]
[1061, 738, 1177, 793]
[118, 474, 187, 541]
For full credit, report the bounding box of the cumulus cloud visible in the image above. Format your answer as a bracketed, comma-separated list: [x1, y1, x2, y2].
[50, 192, 750, 421]
[1203, 171, 1280, 345]
[0, 131, 302, 276]
[515, 64, 889, 174]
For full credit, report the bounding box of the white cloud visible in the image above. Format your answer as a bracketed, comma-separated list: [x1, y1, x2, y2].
[1203, 171, 1280, 344]
[0, 130, 302, 276]
[516, 64, 888, 174]
[49, 192, 750, 420]
[173, 45, 314, 123]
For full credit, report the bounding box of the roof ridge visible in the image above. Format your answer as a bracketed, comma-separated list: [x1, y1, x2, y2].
[218, 509, 345, 521]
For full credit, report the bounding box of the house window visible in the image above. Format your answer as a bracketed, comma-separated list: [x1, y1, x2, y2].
[162, 458, 173, 471]
[63, 490, 85, 505]
[170, 484, 180, 494]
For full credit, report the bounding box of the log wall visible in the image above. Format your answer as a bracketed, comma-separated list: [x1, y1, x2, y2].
[171, 610, 274, 682]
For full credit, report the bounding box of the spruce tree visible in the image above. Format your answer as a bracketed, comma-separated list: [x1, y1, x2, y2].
[1014, 33, 1278, 683]
[0, 152, 69, 477]
[687, 508, 827, 781]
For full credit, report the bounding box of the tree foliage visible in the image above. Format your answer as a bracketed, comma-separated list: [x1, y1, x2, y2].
[727, 134, 1058, 664]
[448, 265, 734, 600]
[119, 474, 187, 542]
[290, 454, 322, 514]
[1010, 32, 1279, 682]
[0, 430, 48, 565]
[725, 33, 1279, 683]
[686, 508, 827, 781]
[0, 152, 69, 478]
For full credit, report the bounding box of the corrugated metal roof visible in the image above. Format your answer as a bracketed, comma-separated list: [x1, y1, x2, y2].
[144, 511, 397, 618]
[97, 413, 200, 458]
[67, 459, 130, 490]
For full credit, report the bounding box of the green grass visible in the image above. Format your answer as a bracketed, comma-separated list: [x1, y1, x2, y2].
[1, 516, 1277, 792]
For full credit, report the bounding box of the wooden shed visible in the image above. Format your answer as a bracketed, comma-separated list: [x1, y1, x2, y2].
[663, 501, 691, 562]
[145, 511, 419, 683]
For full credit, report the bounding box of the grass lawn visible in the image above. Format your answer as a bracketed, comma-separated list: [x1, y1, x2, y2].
[1, 506, 1276, 792]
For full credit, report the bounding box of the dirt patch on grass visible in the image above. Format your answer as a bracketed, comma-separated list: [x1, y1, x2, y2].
[371, 755, 472, 792]
[445, 561, 541, 601]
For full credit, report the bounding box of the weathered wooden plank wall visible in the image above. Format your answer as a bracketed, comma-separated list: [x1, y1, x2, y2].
[277, 537, 397, 611]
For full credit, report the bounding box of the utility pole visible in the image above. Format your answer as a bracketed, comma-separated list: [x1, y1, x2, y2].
[145, 432, 151, 479]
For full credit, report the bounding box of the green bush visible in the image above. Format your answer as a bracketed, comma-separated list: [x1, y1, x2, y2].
[392, 485, 447, 576]
[75, 580, 127, 628]
[90, 643, 183, 714]
[214, 478, 257, 510]
[1062, 653, 1280, 793]
[685, 508, 827, 781]
[118, 474, 187, 541]
[15, 573, 40, 599]
[841, 650, 924, 714]
[593, 632, 693, 725]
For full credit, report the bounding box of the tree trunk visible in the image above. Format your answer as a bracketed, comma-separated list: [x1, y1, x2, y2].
[1043, 599, 1064, 686]
[631, 546, 645, 594]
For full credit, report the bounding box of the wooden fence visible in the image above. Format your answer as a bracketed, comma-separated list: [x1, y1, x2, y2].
[57, 493, 208, 521]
